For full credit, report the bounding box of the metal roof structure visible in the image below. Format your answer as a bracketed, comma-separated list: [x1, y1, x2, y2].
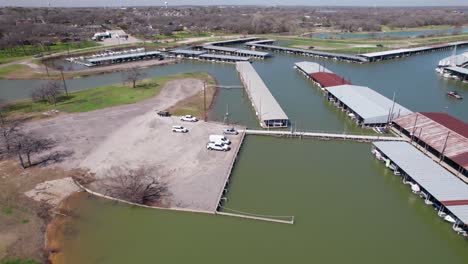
[202, 45, 238, 52]
[202, 45, 270, 57]
[236, 62, 289, 126]
[199, 54, 250, 61]
[438, 52, 468, 67]
[392, 112, 468, 171]
[310, 72, 351, 87]
[446, 66, 468, 75]
[169, 49, 207, 56]
[326, 85, 412, 124]
[234, 49, 270, 57]
[205, 37, 260, 46]
[294, 61, 331, 75]
[86, 51, 161, 63]
[361, 41, 468, 59]
[246, 43, 369, 62]
[373, 141, 468, 225]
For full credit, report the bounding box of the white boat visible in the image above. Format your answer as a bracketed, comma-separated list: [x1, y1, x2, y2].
[444, 215, 456, 223]
[424, 199, 434, 205]
[393, 170, 401, 176]
[410, 183, 420, 194]
[452, 224, 464, 233]
[443, 73, 451, 78]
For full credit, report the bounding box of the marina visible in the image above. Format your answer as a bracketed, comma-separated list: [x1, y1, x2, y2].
[372, 141, 468, 237]
[169, 49, 250, 62]
[325, 84, 413, 127]
[236, 61, 289, 128]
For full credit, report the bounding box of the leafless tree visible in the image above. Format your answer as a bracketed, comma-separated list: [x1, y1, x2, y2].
[9, 131, 54, 168]
[100, 166, 169, 205]
[122, 67, 147, 88]
[32, 80, 63, 106]
[0, 115, 21, 157]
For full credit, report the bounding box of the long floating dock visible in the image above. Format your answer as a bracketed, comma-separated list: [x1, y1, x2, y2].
[361, 41, 468, 62]
[200, 45, 271, 59]
[372, 141, 468, 231]
[245, 40, 368, 63]
[236, 62, 289, 128]
[244, 129, 406, 142]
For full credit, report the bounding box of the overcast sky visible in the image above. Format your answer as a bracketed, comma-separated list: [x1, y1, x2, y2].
[1, 0, 468, 7]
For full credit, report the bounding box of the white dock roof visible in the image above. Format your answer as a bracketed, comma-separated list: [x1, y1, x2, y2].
[236, 62, 288, 123]
[447, 66, 468, 75]
[438, 52, 468, 67]
[373, 141, 468, 225]
[326, 85, 412, 125]
[295, 61, 331, 75]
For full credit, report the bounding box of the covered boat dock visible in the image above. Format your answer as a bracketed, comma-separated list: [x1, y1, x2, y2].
[361, 41, 468, 62]
[294, 61, 350, 88]
[201, 45, 270, 59]
[325, 85, 412, 127]
[392, 112, 468, 178]
[372, 141, 468, 231]
[445, 66, 468, 82]
[236, 61, 289, 128]
[169, 49, 207, 58]
[85, 51, 163, 66]
[199, 54, 251, 63]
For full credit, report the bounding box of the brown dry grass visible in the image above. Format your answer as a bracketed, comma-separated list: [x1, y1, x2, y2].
[0, 159, 82, 262]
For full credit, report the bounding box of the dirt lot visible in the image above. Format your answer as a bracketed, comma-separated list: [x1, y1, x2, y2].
[24, 77, 242, 211]
[81, 115, 242, 212]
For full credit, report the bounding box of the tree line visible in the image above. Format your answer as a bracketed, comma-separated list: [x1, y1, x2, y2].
[0, 6, 466, 49]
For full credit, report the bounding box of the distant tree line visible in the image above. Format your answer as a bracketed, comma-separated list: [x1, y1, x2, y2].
[0, 6, 467, 49]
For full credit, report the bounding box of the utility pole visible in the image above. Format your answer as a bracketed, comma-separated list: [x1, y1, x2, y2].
[411, 113, 419, 143]
[440, 131, 450, 163]
[203, 82, 207, 122]
[60, 69, 68, 96]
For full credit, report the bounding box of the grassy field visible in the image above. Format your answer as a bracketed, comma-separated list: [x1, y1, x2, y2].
[381, 24, 453, 32]
[0, 41, 99, 65]
[167, 72, 217, 118]
[1, 72, 215, 119]
[269, 32, 468, 54]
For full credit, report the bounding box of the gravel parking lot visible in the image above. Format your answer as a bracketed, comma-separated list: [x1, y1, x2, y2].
[81, 115, 243, 212]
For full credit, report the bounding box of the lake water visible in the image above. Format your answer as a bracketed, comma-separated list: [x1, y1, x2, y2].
[2, 44, 468, 263]
[310, 27, 468, 39]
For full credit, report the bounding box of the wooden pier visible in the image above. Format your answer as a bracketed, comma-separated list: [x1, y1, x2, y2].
[244, 129, 407, 142]
[214, 131, 246, 211]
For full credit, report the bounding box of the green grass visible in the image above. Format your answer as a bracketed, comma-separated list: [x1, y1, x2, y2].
[0, 41, 99, 65]
[2, 208, 13, 215]
[0, 65, 30, 78]
[2, 72, 213, 118]
[0, 260, 40, 264]
[21, 219, 29, 224]
[381, 24, 453, 32]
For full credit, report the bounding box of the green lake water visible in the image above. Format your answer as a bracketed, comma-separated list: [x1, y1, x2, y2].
[61, 138, 468, 264]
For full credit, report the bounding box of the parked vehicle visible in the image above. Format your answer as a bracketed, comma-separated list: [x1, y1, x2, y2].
[223, 127, 239, 135]
[373, 127, 386, 134]
[172, 126, 188, 133]
[180, 115, 198, 122]
[206, 142, 230, 151]
[33, 54, 43, 58]
[157, 111, 171, 117]
[209, 135, 231, 145]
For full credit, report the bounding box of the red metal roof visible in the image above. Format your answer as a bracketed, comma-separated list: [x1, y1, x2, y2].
[420, 112, 468, 138]
[309, 72, 351, 87]
[441, 200, 468, 206]
[393, 112, 468, 170]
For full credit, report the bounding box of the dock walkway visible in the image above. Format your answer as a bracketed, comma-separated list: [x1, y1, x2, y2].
[244, 129, 407, 142]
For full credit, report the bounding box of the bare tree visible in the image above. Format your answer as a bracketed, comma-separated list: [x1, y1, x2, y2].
[0, 115, 21, 156]
[100, 166, 169, 205]
[9, 132, 54, 168]
[122, 67, 147, 88]
[32, 80, 63, 106]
